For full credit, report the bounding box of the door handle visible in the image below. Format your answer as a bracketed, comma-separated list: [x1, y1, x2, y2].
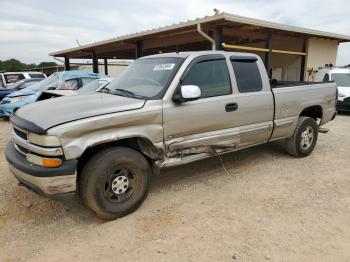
[225, 103, 238, 112]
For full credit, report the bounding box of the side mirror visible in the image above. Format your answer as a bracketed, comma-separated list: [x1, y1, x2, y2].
[173, 85, 201, 103]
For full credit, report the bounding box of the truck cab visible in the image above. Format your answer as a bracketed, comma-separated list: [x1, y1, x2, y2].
[315, 67, 350, 112]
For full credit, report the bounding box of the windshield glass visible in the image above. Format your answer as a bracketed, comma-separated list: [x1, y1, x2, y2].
[77, 79, 109, 93]
[103, 57, 183, 99]
[21, 73, 60, 92]
[331, 73, 350, 87]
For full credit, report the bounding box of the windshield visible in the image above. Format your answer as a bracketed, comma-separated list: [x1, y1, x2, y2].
[331, 73, 350, 87]
[77, 79, 109, 93]
[20, 72, 60, 92]
[102, 57, 183, 99]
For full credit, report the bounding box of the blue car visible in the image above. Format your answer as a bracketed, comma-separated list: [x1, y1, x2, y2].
[0, 70, 103, 118]
[0, 78, 43, 101]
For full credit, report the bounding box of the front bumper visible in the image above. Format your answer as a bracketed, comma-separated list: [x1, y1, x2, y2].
[5, 142, 78, 199]
[337, 100, 350, 112]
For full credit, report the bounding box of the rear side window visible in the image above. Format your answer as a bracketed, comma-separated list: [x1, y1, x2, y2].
[29, 73, 45, 79]
[182, 59, 231, 98]
[231, 60, 263, 93]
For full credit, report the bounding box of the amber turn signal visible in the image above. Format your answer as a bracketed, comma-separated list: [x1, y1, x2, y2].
[42, 158, 62, 168]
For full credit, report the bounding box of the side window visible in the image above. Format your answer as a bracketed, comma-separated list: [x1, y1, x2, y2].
[4, 74, 25, 84]
[28, 73, 45, 79]
[231, 60, 263, 93]
[182, 59, 231, 98]
[323, 73, 330, 82]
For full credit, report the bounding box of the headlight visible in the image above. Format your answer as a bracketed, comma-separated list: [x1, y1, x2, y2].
[28, 133, 61, 147]
[8, 96, 28, 103]
[338, 93, 346, 101]
[26, 153, 62, 167]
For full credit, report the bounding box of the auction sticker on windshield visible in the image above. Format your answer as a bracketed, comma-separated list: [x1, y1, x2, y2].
[153, 63, 175, 71]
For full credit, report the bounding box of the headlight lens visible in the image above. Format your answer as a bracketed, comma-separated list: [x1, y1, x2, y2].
[28, 133, 61, 147]
[26, 153, 62, 167]
[8, 96, 28, 103]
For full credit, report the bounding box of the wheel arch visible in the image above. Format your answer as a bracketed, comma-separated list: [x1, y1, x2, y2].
[299, 105, 323, 123]
[76, 136, 163, 179]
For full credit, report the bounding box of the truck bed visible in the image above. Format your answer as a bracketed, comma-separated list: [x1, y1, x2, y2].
[270, 81, 337, 140]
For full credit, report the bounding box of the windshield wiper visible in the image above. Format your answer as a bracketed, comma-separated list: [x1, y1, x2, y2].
[111, 88, 147, 99]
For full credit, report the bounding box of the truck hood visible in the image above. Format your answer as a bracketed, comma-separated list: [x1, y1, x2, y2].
[15, 93, 146, 131]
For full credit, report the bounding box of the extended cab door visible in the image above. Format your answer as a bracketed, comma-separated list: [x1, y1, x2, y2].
[228, 55, 274, 148]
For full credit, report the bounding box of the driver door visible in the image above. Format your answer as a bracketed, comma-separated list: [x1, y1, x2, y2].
[163, 55, 241, 153]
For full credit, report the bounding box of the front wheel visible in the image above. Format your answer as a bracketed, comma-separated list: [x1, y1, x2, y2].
[79, 146, 151, 220]
[285, 116, 318, 157]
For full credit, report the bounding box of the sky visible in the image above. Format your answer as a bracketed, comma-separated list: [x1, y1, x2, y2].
[1, 0, 350, 65]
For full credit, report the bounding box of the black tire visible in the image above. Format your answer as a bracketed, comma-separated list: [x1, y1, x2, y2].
[79, 146, 151, 220]
[285, 116, 318, 157]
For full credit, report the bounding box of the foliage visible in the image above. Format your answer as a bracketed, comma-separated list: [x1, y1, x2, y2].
[0, 59, 57, 72]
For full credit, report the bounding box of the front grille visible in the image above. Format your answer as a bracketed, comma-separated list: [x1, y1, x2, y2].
[344, 97, 350, 103]
[14, 143, 29, 155]
[13, 127, 28, 140]
[0, 100, 10, 104]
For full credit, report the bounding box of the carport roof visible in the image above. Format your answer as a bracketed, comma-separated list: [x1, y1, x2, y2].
[49, 12, 350, 59]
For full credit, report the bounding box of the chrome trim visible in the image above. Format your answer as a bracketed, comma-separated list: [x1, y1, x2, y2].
[14, 143, 27, 156]
[9, 164, 76, 195]
[13, 132, 63, 156]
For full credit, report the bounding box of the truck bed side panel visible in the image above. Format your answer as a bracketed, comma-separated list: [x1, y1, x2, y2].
[271, 83, 336, 140]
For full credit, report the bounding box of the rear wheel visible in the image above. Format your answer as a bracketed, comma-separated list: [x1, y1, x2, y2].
[79, 146, 151, 220]
[285, 116, 318, 157]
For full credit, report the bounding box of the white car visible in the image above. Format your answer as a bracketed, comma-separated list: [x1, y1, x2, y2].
[315, 67, 350, 112]
[0, 72, 46, 88]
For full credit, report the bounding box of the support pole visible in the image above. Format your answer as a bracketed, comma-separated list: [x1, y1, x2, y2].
[92, 52, 99, 73]
[300, 38, 307, 81]
[215, 28, 223, 50]
[136, 40, 143, 58]
[104, 58, 108, 75]
[64, 57, 70, 71]
[264, 33, 272, 78]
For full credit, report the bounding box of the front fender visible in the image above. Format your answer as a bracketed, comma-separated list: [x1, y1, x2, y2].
[47, 104, 163, 160]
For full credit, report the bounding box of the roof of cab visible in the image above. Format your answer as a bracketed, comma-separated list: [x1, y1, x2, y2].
[140, 50, 259, 59]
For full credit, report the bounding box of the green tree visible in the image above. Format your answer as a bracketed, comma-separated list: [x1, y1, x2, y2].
[37, 62, 57, 68]
[0, 59, 58, 72]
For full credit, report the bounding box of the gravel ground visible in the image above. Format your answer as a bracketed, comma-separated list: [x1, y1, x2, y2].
[0, 115, 350, 262]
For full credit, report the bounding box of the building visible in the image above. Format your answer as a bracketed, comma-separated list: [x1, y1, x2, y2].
[49, 12, 350, 81]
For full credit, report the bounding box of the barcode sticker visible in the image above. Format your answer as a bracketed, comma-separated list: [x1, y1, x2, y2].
[153, 63, 175, 71]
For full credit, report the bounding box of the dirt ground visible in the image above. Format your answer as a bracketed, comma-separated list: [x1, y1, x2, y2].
[0, 115, 350, 262]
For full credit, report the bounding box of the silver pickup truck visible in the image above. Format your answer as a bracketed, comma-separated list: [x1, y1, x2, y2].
[6, 51, 337, 219]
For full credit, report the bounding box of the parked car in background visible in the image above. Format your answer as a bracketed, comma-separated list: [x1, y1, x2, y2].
[0, 70, 103, 118]
[37, 77, 111, 101]
[5, 51, 337, 219]
[0, 78, 43, 101]
[315, 67, 350, 112]
[0, 72, 46, 88]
